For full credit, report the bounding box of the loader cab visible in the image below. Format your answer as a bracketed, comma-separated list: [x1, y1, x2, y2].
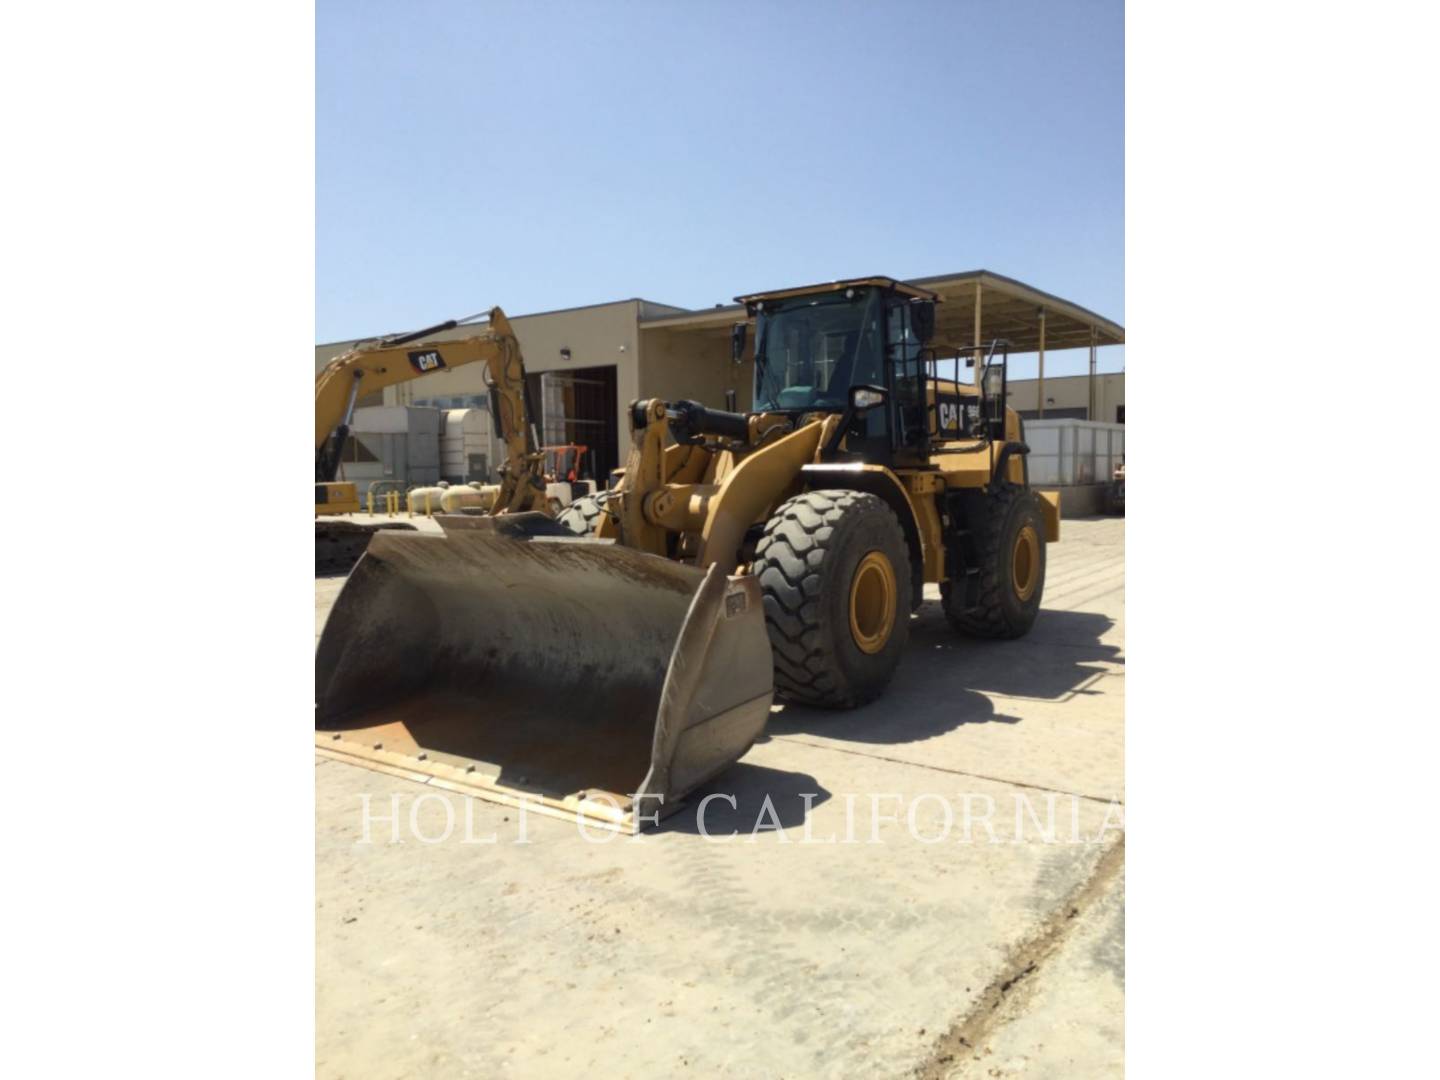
[741, 277, 940, 464]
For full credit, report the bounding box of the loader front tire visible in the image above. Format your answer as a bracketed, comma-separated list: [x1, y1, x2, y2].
[753, 490, 911, 709]
[557, 490, 612, 536]
[942, 485, 1046, 639]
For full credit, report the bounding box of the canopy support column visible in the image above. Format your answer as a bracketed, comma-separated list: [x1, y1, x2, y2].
[1037, 308, 1046, 418]
[973, 282, 983, 379]
[1088, 326, 1098, 420]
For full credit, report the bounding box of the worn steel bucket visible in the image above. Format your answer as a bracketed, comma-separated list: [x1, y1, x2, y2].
[314, 515, 773, 831]
[314, 520, 416, 577]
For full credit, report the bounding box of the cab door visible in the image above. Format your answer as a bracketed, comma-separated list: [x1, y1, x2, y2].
[886, 299, 929, 460]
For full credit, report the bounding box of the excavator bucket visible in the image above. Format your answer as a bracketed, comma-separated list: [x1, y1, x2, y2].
[314, 516, 774, 832]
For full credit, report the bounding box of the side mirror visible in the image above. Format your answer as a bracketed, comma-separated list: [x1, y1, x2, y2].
[731, 322, 748, 364]
[912, 300, 936, 343]
[849, 384, 888, 414]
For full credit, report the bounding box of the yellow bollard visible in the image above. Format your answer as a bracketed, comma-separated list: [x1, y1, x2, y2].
[366, 489, 374, 516]
[425, 491, 433, 517]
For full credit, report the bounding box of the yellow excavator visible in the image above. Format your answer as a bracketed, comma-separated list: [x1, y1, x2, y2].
[316, 277, 1062, 831]
[314, 307, 546, 573]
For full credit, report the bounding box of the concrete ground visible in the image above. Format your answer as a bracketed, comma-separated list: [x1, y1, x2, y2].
[315, 515, 1124, 1079]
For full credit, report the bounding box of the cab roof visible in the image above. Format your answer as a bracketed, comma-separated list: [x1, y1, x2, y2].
[735, 276, 941, 306]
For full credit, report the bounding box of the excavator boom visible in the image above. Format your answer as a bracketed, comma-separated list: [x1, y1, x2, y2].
[314, 306, 548, 572]
[315, 307, 538, 495]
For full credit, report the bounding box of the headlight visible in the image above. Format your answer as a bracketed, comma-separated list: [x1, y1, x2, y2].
[851, 387, 886, 411]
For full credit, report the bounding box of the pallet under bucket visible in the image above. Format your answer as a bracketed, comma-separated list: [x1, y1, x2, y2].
[314, 519, 773, 832]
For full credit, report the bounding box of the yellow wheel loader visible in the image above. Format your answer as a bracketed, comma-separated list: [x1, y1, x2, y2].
[314, 307, 547, 574]
[316, 277, 1061, 831]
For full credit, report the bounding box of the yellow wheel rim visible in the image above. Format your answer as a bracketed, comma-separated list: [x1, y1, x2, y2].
[849, 550, 897, 655]
[1012, 524, 1040, 603]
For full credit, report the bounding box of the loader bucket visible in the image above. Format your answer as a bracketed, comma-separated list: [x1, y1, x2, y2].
[314, 517, 773, 832]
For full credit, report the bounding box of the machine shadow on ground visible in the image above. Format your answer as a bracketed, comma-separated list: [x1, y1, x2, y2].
[905, 605, 1121, 701]
[763, 604, 1119, 747]
[657, 764, 832, 835]
[764, 683, 1015, 745]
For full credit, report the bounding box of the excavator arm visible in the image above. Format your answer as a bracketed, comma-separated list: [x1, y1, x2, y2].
[313, 306, 546, 513]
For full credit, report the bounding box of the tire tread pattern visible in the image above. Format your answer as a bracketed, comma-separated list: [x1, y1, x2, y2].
[944, 484, 1038, 639]
[557, 490, 612, 536]
[753, 490, 908, 708]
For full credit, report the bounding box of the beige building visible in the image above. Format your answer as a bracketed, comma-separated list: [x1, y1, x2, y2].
[316, 297, 753, 482]
[1009, 371, 1125, 423]
[315, 269, 1123, 484]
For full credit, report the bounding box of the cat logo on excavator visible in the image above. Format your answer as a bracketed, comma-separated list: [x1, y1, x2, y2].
[407, 348, 445, 373]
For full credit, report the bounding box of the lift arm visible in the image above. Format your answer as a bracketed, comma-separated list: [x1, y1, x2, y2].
[313, 306, 546, 512]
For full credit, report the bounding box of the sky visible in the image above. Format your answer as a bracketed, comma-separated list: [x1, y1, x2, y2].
[317, 0, 1123, 376]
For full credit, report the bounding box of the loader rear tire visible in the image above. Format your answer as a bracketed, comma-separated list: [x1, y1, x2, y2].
[557, 490, 612, 536]
[942, 485, 1046, 639]
[753, 490, 911, 709]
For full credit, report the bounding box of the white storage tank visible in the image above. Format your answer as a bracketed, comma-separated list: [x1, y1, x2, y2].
[439, 484, 497, 513]
[405, 484, 450, 515]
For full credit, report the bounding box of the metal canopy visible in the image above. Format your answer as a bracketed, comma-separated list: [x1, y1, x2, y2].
[909, 270, 1123, 353]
